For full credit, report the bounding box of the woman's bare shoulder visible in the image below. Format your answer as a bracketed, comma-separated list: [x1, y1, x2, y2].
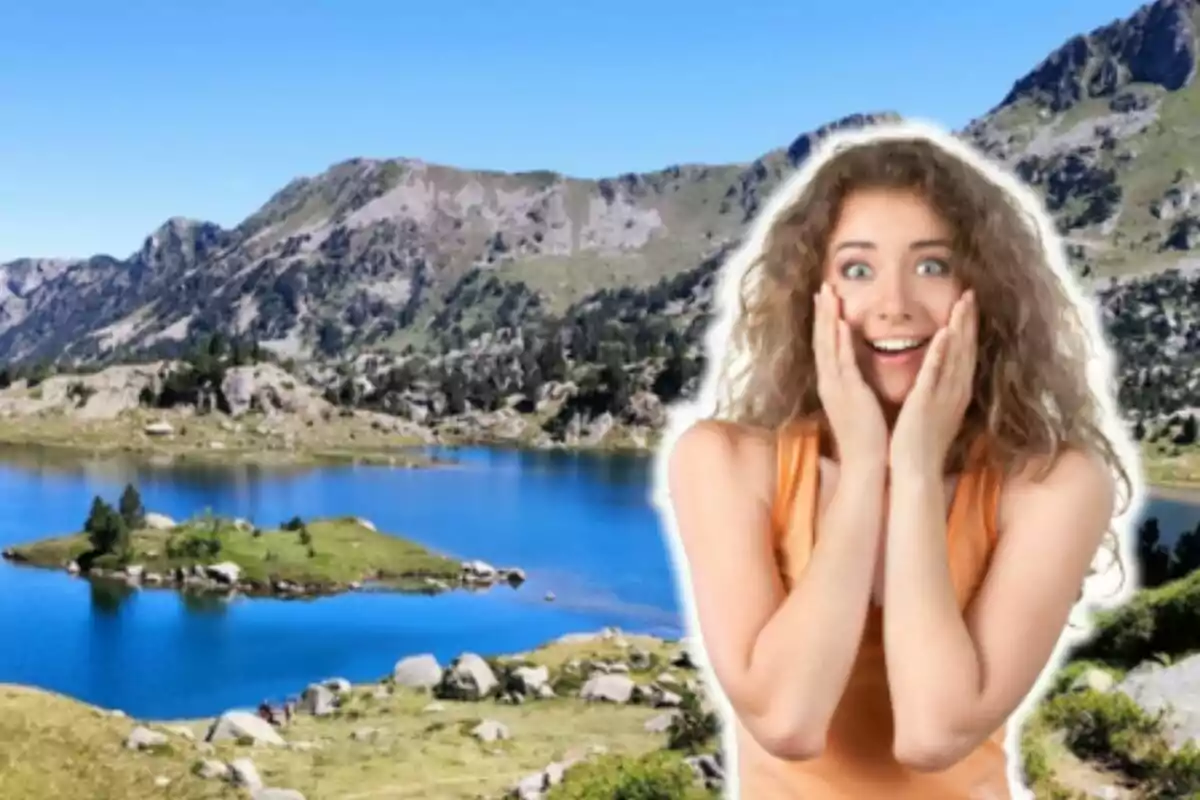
[996, 446, 1116, 526]
[667, 418, 778, 507]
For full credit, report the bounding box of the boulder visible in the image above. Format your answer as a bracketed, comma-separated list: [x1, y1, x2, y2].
[436, 653, 498, 701]
[393, 654, 442, 690]
[205, 711, 285, 746]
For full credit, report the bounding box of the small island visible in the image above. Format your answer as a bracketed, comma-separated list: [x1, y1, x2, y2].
[0, 484, 525, 599]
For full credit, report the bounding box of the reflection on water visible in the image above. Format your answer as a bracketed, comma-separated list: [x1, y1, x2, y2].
[180, 590, 232, 616]
[90, 579, 135, 615]
[0, 442, 317, 486]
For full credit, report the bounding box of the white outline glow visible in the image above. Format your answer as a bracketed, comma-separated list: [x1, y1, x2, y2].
[648, 117, 1145, 800]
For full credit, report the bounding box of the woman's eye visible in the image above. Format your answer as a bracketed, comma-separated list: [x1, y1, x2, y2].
[916, 258, 950, 276]
[841, 262, 872, 279]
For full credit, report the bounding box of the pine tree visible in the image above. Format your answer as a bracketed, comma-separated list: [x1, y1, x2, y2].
[1170, 522, 1200, 580]
[84, 496, 129, 556]
[118, 484, 145, 530]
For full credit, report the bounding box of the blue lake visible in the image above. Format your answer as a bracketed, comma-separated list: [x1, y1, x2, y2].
[0, 444, 1196, 721]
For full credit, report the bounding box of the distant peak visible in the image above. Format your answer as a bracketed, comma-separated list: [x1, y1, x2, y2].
[996, 0, 1197, 113]
[785, 111, 903, 165]
[156, 216, 206, 233]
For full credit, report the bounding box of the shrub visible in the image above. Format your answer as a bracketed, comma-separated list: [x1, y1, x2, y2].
[1018, 727, 1053, 788]
[1037, 686, 1200, 795]
[544, 751, 712, 800]
[166, 534, 221, 559]
[666, 692, 720, 753]
[1069, 569, 1200, 669]
[1041, 688, 1162, 769]
[1152, 744, 1200, 797]
[550, 665, 587, 697]
[1041, 660, 1122, 700]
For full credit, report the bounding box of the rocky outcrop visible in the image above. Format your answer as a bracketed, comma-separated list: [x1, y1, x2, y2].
[1013, 145, 1124, 231]
[1115, 653, 1200, 750]
[1099, 267, 1200, 425]
[218, 362, 328, 418]
[1164, 214, 1200, 250]
[1151, 170, 1200, 220]
[999, 0, 1197, 112]
[0, 361, 173, 420]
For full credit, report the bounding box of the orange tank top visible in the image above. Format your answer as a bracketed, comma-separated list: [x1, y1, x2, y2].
[732, 418, 1016, 799]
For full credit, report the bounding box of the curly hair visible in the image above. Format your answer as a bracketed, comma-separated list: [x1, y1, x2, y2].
[700, 123, 1139, 585]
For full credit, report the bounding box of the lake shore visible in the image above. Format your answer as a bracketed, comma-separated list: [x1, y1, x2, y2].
[0, 407, 1195, 489]
[2, 409, 1199, 506]
[1147, 482, 1200, 504]
[0, 407, 451, 469]
[0, 405, 665, 470]
[0, 628, 722, 800]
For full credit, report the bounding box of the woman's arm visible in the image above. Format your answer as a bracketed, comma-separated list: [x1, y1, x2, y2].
[666, 418, 886, 760]
[881, 447, 1116, 771]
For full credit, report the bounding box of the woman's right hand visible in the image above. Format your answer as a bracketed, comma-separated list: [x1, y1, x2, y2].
[813, 283, 889, 470]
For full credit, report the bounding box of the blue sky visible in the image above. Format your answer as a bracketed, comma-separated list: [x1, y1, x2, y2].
[0, 0, 1145, 261]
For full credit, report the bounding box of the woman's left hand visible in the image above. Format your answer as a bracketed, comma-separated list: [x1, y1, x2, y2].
[890, 290, 978, 475]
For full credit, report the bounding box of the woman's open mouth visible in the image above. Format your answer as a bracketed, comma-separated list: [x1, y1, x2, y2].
[867, 337, 930, 365]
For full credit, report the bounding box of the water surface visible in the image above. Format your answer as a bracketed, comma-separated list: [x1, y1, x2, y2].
[0, 444, 1195, 720]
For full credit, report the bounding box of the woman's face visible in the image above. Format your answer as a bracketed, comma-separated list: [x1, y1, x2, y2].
[821, 187, 966, 409]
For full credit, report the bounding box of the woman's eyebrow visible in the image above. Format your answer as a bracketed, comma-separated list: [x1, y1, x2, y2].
[832, 238, 952, 252]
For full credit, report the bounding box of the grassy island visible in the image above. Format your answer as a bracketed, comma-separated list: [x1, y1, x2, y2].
[0, 484, 523, 599]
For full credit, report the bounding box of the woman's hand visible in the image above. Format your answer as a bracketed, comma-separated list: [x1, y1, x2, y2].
[814, 283, 889, 471]
[890, 290, 978, 475]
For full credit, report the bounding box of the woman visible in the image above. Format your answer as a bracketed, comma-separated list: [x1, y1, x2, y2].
[655, 120, 1143, 798]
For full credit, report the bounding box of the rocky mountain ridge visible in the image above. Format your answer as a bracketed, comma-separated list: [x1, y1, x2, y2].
[4, 244, 1194, 459]
[4, 1, 1200, 370]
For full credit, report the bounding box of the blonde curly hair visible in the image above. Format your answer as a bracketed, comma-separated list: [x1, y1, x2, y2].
[697, 121, 1140, 589]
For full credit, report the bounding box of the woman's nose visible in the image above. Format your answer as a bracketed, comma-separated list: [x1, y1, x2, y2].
[872, 272, 915, 321]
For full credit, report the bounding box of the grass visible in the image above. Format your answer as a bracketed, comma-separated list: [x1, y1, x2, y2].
[243, 690, 673, 799]
[0, 684, 232, 800]
[0, 407, 439, 469]
[0, 632, 709, 800]
[1141, 441, 1200, 493]
[501, 632, 684, 674]
[6, 515, 464, 593]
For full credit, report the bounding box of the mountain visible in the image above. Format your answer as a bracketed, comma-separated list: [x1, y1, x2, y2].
[2, 0, 1199, 370]
[965, 0, 1200, 279]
